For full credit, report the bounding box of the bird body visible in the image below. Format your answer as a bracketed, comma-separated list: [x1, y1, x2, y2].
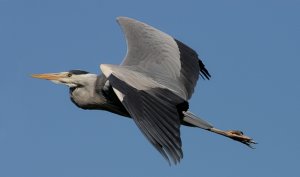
[32, 17, 255, 165]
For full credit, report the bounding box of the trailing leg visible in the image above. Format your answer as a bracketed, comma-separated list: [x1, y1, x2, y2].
[182, 111, 256, 148]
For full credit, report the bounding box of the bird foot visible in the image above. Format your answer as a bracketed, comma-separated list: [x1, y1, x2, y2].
[225, 130, 257, 148]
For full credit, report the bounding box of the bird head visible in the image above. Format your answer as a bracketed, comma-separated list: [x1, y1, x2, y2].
[32, 70, 93, 88]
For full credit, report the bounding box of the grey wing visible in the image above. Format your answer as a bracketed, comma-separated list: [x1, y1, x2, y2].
[100, 64, 184, 164]
[117, 16, 210, 100]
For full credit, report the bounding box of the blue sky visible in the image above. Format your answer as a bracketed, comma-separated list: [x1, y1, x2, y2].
[1, 0, 299, 176]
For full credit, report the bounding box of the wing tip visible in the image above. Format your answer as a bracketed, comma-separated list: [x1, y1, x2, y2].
[116, 16, 135, 24]
[199, 60, 211, 80]
[116, 16, 126, 21]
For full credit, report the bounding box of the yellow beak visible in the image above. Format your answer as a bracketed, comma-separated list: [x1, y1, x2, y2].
[31, 73, 66, 81]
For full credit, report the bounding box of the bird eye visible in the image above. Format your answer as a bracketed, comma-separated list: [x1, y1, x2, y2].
[67, 73, 72, 77]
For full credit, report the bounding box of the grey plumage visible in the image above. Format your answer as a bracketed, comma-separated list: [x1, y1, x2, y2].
[32, 16, 256, 165]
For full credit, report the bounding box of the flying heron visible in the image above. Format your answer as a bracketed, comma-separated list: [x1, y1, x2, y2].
[32, 17, 256, 165]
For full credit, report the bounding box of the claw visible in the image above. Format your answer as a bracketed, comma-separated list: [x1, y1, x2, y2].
[226, 130, 257, 148]
[209, 128, 257, 148]
[242, 139, 257, 149]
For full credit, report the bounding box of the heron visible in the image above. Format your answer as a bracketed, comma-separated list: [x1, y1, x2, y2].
[32, 17, 256, 165]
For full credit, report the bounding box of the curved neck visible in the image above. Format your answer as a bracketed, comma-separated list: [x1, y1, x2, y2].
[69, 74, 106, 109]
[69, 74, 130, 117]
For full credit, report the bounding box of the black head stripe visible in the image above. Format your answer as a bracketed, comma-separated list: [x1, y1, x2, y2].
[68, 70, 89, 75]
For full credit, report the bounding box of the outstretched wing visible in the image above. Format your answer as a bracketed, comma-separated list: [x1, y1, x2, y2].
[117, 16, 210, 100]
[100, 64, 185, 164]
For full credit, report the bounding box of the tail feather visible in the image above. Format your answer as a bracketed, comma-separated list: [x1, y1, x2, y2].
[182, 111, 213, 130]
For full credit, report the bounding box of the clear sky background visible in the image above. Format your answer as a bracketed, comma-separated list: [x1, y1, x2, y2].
[1, 0, 299, 177]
